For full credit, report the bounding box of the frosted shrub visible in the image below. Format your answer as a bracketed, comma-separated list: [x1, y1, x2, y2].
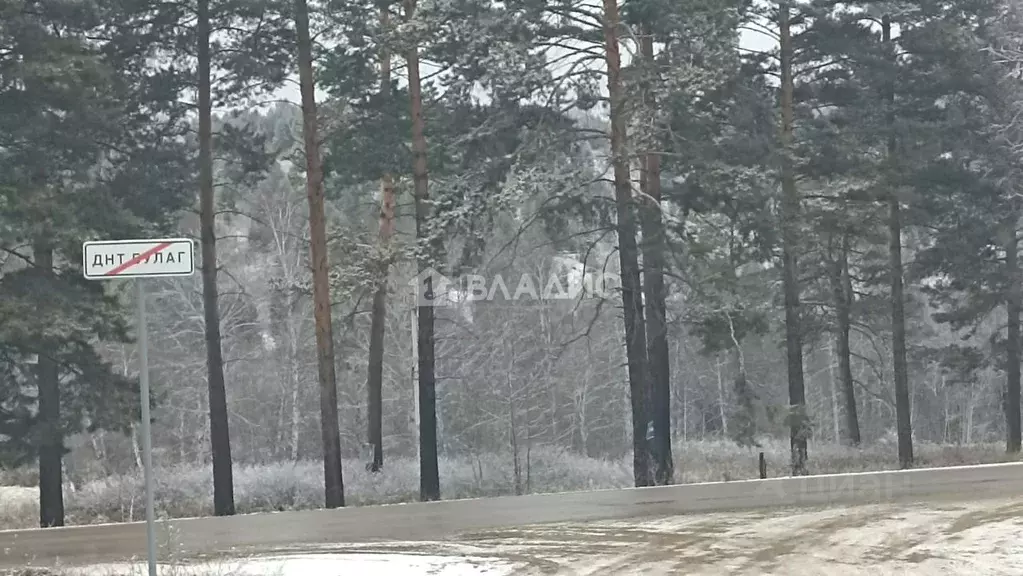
[234, 461, 321, 512]
[336, 458, 419, 505]
[153, 465, 214, 518]
[672, 438, 1014, 482]
[66, 473, 145, 523]
[1, 440, 1015, 529]
[0, 486, 38, 529]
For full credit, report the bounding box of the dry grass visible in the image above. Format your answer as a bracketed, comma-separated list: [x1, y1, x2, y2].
[0, 439, 1016, 530]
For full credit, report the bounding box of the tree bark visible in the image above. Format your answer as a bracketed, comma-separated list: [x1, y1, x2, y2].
[732, 343, 754, 441]
[405, 0, 441, 501]
[639, 24, 673, 486]
[779, 2, 808, 475]
[366, 7, 396, 474]
[290, 355, 301, 461]
[602, 0, 653, 487]
[198, 0, 235, 517]
[828, 232, 860, 445]
[34, 242, 64, 528]
[715, 354, 728, 436]
[727, 311, 755, 446]
[883, 14, 913, 469]
[828, 337, 839, 442]
[295, 0, 345, 508]
[839, 233, 860, 445]
[131, 423, 143, 471]
[507, 354, 521, 496]
[1005, 213, 1021, 453]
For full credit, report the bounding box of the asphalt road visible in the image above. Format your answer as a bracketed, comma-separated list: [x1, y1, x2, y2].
[2, 462, 1022, 569]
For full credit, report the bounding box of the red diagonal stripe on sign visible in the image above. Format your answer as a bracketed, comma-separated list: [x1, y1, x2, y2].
[104, 242, 174, 276]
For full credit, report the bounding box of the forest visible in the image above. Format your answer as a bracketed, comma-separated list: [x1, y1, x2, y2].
[3, 0, 1023, 529]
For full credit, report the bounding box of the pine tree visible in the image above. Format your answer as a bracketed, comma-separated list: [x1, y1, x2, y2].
[0, 0, 193, 526]
[912, 0, 1022, 453]
[600, 0, 655, 487]
[777, 0, 810, 475]
[366, 4, 397, 474]
[294, 0, 346, 508]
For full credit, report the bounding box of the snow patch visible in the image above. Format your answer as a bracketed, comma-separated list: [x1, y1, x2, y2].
[73, 554, 518, 576]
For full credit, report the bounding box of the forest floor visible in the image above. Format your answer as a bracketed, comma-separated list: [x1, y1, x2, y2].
[21, 496, 1023, 575]
[1, 439, 1017, 530]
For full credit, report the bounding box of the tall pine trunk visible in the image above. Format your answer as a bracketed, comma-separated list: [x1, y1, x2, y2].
[883, 14, 913, 469]
[727, 311, 756, 445]
[831, 232, 860, 445]
[603, 0, 652, 487]
[779, 2, 808, 475]
[198, 0, 235, 516]
[1004, 213, 1021, 453]
[295, 0, 345, 508]
[733, 346, 754, 436]
[639, 25, 673, 486]
[366, 7, 396, 473]
[35, 242, 64, 528]
[405, 0, 441, 501]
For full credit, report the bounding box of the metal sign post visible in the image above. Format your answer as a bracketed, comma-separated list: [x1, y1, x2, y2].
[136, 279, 156, 576]
[83, 238, 196, 576]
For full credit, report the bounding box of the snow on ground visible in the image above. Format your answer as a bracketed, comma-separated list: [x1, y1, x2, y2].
[70, 554, 519, 576]
[452, 496, 1023, 575]
[70, 496, 1023, 575]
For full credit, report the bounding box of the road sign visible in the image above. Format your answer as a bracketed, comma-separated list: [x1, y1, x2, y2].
[81, 238, 196, 576]
[83, 238, 194, 279]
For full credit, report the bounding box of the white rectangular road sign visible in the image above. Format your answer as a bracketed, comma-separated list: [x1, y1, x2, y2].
[82, 238, 193, 576]
[83, 238, 195, 279]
